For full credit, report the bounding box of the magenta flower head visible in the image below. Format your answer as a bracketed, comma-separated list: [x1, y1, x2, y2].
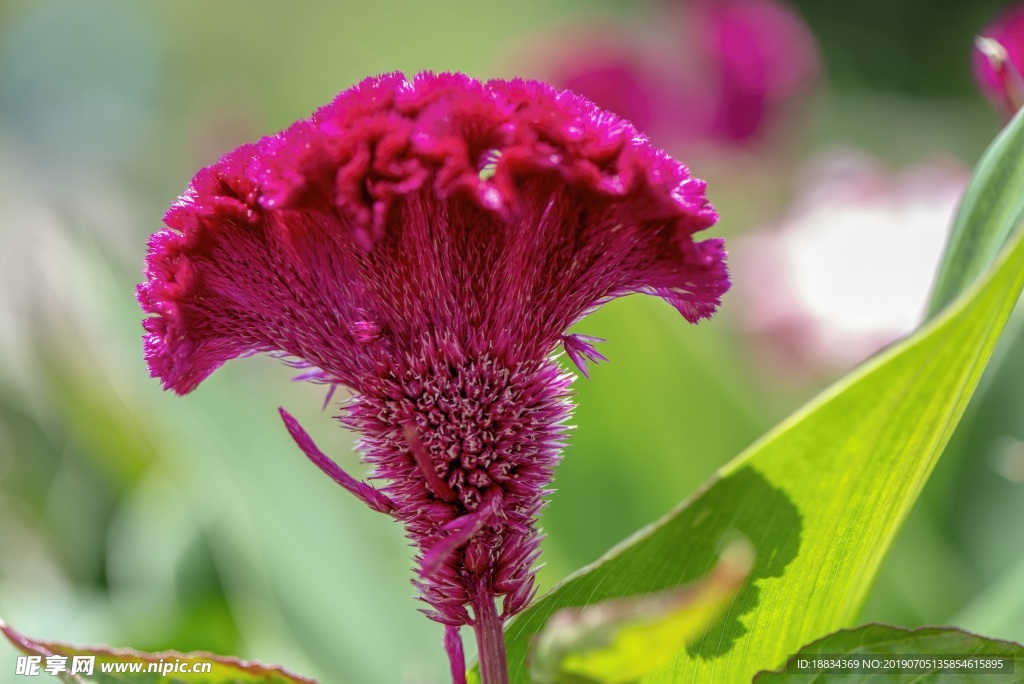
[974, 4, 1024, 117]
[138, 72, 728, 682]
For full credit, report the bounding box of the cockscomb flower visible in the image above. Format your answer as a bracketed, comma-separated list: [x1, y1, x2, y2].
[138, 71, 728, 683]
[974, 4, 1024, 117]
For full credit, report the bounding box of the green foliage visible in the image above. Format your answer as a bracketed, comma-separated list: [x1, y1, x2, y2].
[1, 619, 315, 684]
[495, 124, 1024, 681]
[928, 105, 1024, 316]
[755, 624, 1024, 683]
[530, 539, 752, 684]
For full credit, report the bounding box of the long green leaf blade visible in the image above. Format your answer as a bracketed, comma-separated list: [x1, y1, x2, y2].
[531, 539, 753, 684]
[928, 106, 1024, 316]
[499, 202, 1024, 681]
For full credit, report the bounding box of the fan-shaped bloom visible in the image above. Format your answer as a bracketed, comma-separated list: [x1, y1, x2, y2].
[138, 72, 728, 681]
[974, 4, 1024, 117]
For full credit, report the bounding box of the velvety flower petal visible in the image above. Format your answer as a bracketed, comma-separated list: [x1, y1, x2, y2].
[141, 72, 727, 397]
[139, 72, 729, 641]
[561, 333, 607, 379]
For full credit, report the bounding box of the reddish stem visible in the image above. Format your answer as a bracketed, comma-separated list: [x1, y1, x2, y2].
[472, 587, 508, 684]
[444, 626, 468, 684]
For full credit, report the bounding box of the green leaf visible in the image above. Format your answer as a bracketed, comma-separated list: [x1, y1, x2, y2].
[754, 623, 1024, 682]
[1, 619, 316, 683]
[531, 538, 753, 684]
[496, 185, 1024, 680]
[927, 105, 1024, 317]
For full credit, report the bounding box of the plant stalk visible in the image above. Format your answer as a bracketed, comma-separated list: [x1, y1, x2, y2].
[472, 589, 508, 684]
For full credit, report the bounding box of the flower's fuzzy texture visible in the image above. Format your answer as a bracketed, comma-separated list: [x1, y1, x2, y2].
[139, 72, 728, 633]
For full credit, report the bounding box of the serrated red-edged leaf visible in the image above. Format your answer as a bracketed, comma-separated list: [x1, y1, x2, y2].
[1, 618, 317, 683]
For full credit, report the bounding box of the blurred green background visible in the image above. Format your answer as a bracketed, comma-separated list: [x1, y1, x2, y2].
[1, 1, 1023, 682]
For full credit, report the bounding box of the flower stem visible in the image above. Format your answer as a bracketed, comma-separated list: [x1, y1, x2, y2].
[472, 589, 508, 684]
[444, 626, 468, 684]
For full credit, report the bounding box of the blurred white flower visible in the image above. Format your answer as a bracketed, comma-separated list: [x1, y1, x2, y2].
[734, 149, 969, 372]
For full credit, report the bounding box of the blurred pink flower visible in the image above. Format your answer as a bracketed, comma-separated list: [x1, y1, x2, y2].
[733, 150, 968, 374]
[973, 4, 1024, 117]
[544, 0, 819, 146]
[691, 0, 820, 141]
[556, 37, 658, 134]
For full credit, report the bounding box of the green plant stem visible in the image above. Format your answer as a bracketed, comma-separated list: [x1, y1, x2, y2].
[472, 588, 508, 684]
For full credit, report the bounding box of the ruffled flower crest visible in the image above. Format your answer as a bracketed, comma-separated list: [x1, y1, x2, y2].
[140, 72, 725, 396]
[139, 71, 728, 676]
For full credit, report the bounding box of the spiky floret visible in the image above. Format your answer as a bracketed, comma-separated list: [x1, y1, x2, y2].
[138, 71, 729, 680]
[344, 338, 574, 624]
